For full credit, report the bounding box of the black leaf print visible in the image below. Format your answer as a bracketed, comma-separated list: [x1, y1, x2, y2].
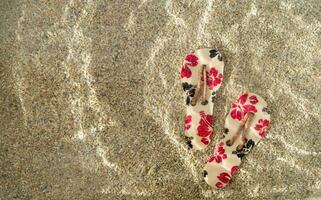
[211, 91, 216, 103]
[221, 128, 229, 139]
[262, 107, 271, 114]
[182, 82, 191, 91]
[186, 96, 191, 105]
[182, 82, 195, 106]
[209, 49, 222, 61]
[186, 140, 193, 149]
[232, 139, 255, 159]
[203, 170, 208, 177]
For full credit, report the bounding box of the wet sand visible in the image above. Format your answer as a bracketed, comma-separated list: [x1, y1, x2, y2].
[1, 0, 321, 199]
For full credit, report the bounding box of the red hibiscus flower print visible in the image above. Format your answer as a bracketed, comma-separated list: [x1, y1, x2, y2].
[217, 172, 231, 184]
[184, 115, 192, 131]
[215, 181, 224, 189]
[197, 112, 213, 138]
[207, 67, 223, 89]
[180, 64, 192, 78]
[230, 93, 258, 121]
[185, 53, 198, 67]
[255, 119, 270, 137]
[208, 142, 227, 163]
[201, 138, 209, 145]
[231, 166, 238, 175]
[249, 95, 258, 104]
[215, 172, 232, 189]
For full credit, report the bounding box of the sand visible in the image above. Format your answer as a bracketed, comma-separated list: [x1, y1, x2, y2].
[1, 0, 321, 199]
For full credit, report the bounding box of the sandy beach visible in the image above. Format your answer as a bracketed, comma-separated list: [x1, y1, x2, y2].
[1, 0, 321, 199]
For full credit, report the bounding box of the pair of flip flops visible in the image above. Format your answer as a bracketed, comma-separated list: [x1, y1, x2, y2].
[180, 48, 271, 189]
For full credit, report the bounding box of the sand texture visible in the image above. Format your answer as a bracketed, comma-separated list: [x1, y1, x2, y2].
[1, 0, 321, 199]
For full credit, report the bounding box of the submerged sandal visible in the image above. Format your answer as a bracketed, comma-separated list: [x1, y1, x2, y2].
[203, 92, 271, 189]
[180, 48, 224, 150]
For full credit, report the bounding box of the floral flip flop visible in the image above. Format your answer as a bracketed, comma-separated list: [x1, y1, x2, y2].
[203, 92, 271, 189]
[180, 48, 224, 150]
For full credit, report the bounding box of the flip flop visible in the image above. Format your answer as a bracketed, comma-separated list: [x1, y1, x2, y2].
[203, 92, 271, 189]
[180, 48, 224, 150]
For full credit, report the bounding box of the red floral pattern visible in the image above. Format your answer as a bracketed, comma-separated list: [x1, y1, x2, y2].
[207, 67, 223, 89]
[184, 115, 192, 131]
[255, 119, 270, 137]
[249, 95, 258, 104]
[197, 112, 213, 145]
[215, 181, 224, 189]
[214, 167, 238, 189]
[231, 93, 258, 121]
[197, 112, 213, 137]
[231, 166, 238, 175]
[215, 172, 231, 189]
[217, 172, 231, 183]
[201, 138, 209, 145]
[180, 64, 192, 78]
[208, 142, 227, 163]
[185, 53, 199, 67]
[180, 53, 199, 79]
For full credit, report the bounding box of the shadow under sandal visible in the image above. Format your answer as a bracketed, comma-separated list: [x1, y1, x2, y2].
[180, 48, 224, 150]
[203, 92, 271, 189]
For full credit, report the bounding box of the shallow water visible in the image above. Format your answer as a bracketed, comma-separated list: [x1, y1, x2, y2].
[1, 0, 321, 199]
